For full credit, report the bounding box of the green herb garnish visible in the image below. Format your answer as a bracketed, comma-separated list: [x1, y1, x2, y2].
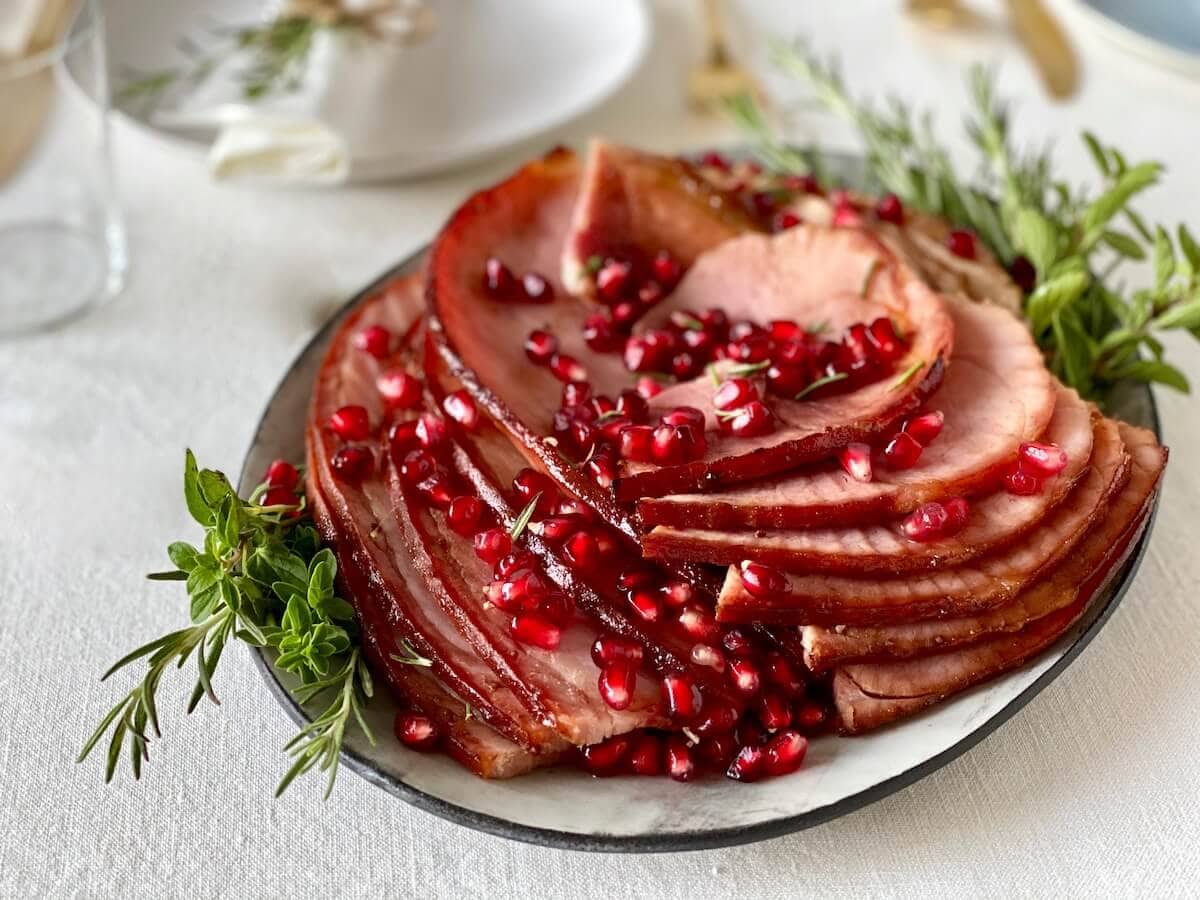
[509, 495, 541, 541]
[726, 359, 772, 377]
[794, 371, 848, 400]
[890, 359, 925, 390]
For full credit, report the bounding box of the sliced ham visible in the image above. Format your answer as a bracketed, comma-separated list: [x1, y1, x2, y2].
[804, 422, 1167, 671]
[832, 422, 1167, 733]
[615, 225, 955, 500]
[639, 296, 1054, 529]
[715, 416, 1131, 625]
[644, 382, 1092, 574]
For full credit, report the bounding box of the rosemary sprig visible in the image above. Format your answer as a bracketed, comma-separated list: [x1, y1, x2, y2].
[509, 495, 541, 541]
[794, 371, 848, 400]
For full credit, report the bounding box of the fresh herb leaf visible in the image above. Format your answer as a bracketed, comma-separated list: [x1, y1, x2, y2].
[794, 372, 848, 400]
[391, 639, 433, 668]
[509, 495, 541, 541]
[890, 359, 925, 391]
[726, 360, 771, 377]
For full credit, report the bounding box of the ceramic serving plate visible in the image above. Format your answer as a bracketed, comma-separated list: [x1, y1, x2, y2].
[1074, 0, 1200, 77]
[237, 154, 1161, 852]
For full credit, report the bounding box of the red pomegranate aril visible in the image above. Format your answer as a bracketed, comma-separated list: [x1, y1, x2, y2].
[585, 449, 618, 488]
[446, 496, 483, 537]
[520, 271, 554, 303]
[400, 449, 435, 484]
[561, 381, 592, 409]
[729, 656, 762, 696]
[697, 734, 737, 768]
[442, 390, 479, 431]
[875, 192, 905, 224]
[661, 674, 698, 719]
[649, 423, 692, 465]
[728, 401, 775, 438]
[694, 698, 739, 736]
[677, 605, 721, 643]
[636, 376, 663, 399]
[620, 588, 657, 623]
[264, 460, 299, 491]
[581, 735, 630, 774]
[598, 662, 637, 710]
[329, 405, 370, 441]
[353, 324, 392, 359]
[735, 719, 765, 750]
[590, 395, 616, 417]
[594, 531, 618, 560]
[551, 528, 592, 570]
[757, 691, 793, 731]
[1010, 254, 1037, 293]
[739, 561, 790, 599]
[394, 713, 439, 752]
[882, 430, 923, 470]
[1004, 465, 1041, 496]
[512, 468, 557, 515]
[626, 734, 663, 776]
[765, 362, 808, 398]
[611, 301, 640, 328]
[531, 514, 579, 544]
[511, 613, 561, 650]
[623, 335, 663, 373]
[415, 413, 447, 451]
[638, 281, 665, 307]
[726, 744, 767, 782]
[838, 442, 873, 483]
[763, 730, 808, 776]
[582, 313, 621, 353]
[943, 497, 970, 535]
[598, 414, 632, 444]
[794, 701, 828, 732]
[260, 486, 298, 509]
[539, 590, 575, 627]
[666, 737, 696, 782]
[495, 550, 537, 579]
[331, 446, 372, 482]
[904, 410, 945, 445]
[901, 501, 950, 542]
[549, 353, 587, 384]
[609, 390, 644, 424]
[418, 474, 454, 510]
[699, 150, 730, 170]
[763, 652, 805, 696]
[832, 204, 863, 227]
[661, 579, 694, 608]
[653, 250, 681, 286]
[495, 569, 543, 612]
[616, 424, 653, 462]
[377, 369, 423, 409]
[867, 317, 906, 361]
[691, 643, 725, 672]
[483, 257, 517, 298]
[388, 419, 419, 451]
[713, 377, 757, 411]
[782, 173, 822, 195]
[658, 406, 703, 430]
[591, 635, 644, 668]
[473, 528, 512, 565]
[1019, 441, 1069, 477]
[946, 228, 978, 259]
[670, 352, 699, 379]
[524, 329, 558, 364]
[773, 210, 802, 231]
[555, 497, 594, 521]
[596, 259, 632, 301]
[722, 628, 756, 656]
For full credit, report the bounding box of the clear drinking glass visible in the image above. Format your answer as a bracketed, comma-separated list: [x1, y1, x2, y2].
[0, 0, 125, 336]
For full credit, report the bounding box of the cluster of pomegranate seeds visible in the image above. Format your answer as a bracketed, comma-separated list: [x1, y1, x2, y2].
[900, 497, 970, 542]
[260, 459, 302, 509]
[394, 712, 440, 752]
[836, 409, 944, 484]
[353, 324, 392, 359]
[945, 229, 978, 260]
[1004, 440, 1069, 496]
[482, 258, 556, 304]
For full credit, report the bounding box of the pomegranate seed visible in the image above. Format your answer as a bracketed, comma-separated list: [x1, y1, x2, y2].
[670, 351, 699, 379]
[1010, 254, 1037, 293]
[400, 449, 435, 484]
[636, 376, 663, 399]
[582, 313, 621, 353]
[591, 395, 616, 417]
[735, 719, 765, 750]
[722, 628, 756, 655]
[713, 377, 758, 411]
[763, 652, 805, 695]
[394, 712, 439, 752]
[783, 173, 822, 195]
[838, 442, 873, 482]
[559, 530, 598, 573]
[561, 381, 593, 409]
[596, 259, 632, 301]
[331, 446, 372, 482]
[794, 701, 828, 732]
[446, 496, 483, 536]
[417, 474, 454, 510]
[628, 589, 662, 623]
[773, 210, 802, 231]
[699, 150, 730, 170]
[549, 353, 587, 384]
[882, 431, 923, 469]
[677, 605, 720, 643]
[691, 643, 725, 671]
[483, 257, 517, 298]
[946, 229, 977, 259]
[598, 662, 637, 710]
[353, 324, 391, 359]
[533, 514, 582, 543]
[442, 390, 479, 431]
[875, 193, 905, 225]
[867, 317, 906, 361]
[260, 486, 298, 508]
[581, 735, 630, 774]
[661, 406, 705, 430]
[264, 460, 299, 491]
[750, 191, 777, 218]
[763, 730, 808, 776]
[329, 405, 370, 441]
[591, 635, 643, 668]
[651, 422, 706, 465]
[623, 335, 666, 373]
[521, 271, 554, 303]
[512, 468, 556, 515]
[495, 550, 537, 579]
[693, 698, 739, 736]
[1004, 465, 1041, 495]
[511, 613, 561, 650]
[1019, 441, 1069, 477]
[652, 251, 681, 286]
[610, 390, 645, 423]
[901, 502, 949, 542]
[832, 204, 863, 227]
[661, 579, 694, 608]
[618, 425, 655, 462]
[473, 528, 512, 565]
[611, 301, 640, 328]
[665, 736, 696, 781]
[626, 734, 663, 776]
[616, 567, 655, 592]
[415, 413, 447, 450]
[765, 362, 807, 397]
[729, 656, 762, 696]
[661, 674, 698, 719]
[585, 449, 618, 488]
[727, 401, 775, 438]
[904, 410, 945, 445]
[943, 497, 970, 535]
[388, 419, 419, 451]
[726, 744, 767, 782]
[377, 369, 422, 409]
[739, 561, 790, 599]
[757, 691, 793, 730]
[524, 329, 558, 364]
[697, 733, 737, 768]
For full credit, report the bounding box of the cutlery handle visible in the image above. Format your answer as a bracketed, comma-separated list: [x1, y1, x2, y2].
[1007, 0, 1080, 99]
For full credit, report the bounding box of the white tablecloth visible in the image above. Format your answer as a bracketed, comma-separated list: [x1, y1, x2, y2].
[3, 1, 1198, 896]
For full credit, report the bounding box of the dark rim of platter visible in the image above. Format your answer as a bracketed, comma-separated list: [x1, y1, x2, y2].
[241, 229, 1163, 855]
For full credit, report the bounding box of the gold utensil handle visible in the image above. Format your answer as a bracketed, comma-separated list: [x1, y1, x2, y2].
[1007, 0, 1080, 99]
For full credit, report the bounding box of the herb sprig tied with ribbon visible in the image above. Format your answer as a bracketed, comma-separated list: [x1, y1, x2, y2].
[78, 451, 374, 798]
[730, 40, 1200, 400]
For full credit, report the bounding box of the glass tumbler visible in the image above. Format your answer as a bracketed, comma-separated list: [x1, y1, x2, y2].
[0, 0, 125, 337]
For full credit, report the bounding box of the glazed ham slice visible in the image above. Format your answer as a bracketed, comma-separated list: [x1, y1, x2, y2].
[615, 226, 955, 500]
[715, 416, 1131, 625]
[832, 422, 1167, 732]
[645, 382, 1092, 574]
[639, 296, 1054, 529]
[803, 422, 1167, 671]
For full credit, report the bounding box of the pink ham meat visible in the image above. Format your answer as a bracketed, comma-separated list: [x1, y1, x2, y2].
[614, 225, 955, 500]
[644, 382, 1092, 574]
[833, 422, 1167, 733]
[639, 295, 1055, 529]
[804, 422, 1167, 671]
[715, 416, 1132, 625]
[561, 139, 761, 296]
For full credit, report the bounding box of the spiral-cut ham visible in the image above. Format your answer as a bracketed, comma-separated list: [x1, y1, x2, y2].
[804, 422, 1167, 671]
[644, 382, 1092, 573]
[639, 296, 1054, 529]
[715, 416, 1131, 625]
